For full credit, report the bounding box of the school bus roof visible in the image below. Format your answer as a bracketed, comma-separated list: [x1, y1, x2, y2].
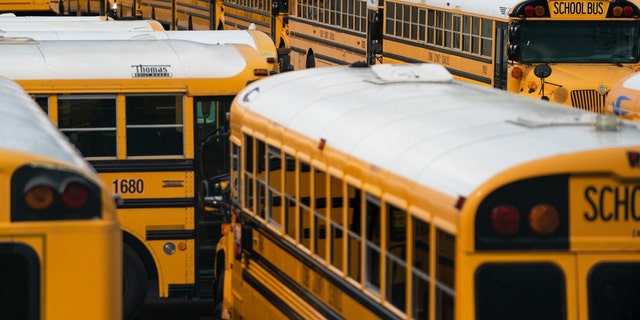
[233, 63, 640, 197]
[0, 19, 164, 31]
[396, 0, 522, 19]
[0, 29, 271, 50]
[0, 39, 258, 80]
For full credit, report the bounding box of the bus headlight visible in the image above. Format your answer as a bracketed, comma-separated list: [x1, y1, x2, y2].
[163, 242, 176, 255]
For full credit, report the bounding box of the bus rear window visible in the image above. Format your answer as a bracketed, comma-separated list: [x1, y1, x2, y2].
[588, 263, 640, 320]
[475, 263, 565, 320]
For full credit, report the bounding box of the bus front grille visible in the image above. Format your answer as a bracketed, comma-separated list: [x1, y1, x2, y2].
[570, 90, 606, 113]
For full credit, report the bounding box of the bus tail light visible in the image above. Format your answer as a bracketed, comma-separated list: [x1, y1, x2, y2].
[491, 205, 520, 236]
[613, 6, 623, 16]
[612, 5, 634, 17]
[24, 184, 55, 210]
[524, 5, 535, 16]
[523, 5, 545, 16]
[529, 203, 559, 235]
[61, 181, 90, 209]
[475, 175, 569, 250]
[12, 165, 102, 221]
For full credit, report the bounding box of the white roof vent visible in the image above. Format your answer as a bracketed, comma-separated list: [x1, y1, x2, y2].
[369, 63, 453, 84]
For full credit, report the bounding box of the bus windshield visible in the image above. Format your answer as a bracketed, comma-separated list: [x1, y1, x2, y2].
[519, 21, 639, 63]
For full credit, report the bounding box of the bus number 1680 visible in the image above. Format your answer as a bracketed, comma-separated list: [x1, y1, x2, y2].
[113, 179, 144, 194]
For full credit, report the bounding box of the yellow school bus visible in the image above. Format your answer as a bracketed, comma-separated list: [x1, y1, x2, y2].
[605, 71, 640, 121]
[283, 0, 640, 111]
[211, 63, 640, 320]
[0, 37, 273, 319]
[0, 76, 121, 320]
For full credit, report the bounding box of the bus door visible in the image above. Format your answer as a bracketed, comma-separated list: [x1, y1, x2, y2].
[194, 95, 233, 291]
[366, 1, 383, 65]
[494, 21, 508, 89]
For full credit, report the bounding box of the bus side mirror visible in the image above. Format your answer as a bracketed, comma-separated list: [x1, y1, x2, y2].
[507, 44, 520, 61]
[509, 23, 520, 43]
[201, 174, 230, 216]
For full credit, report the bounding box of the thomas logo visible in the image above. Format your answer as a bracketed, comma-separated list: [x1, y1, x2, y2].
[131, 64, 172, 78]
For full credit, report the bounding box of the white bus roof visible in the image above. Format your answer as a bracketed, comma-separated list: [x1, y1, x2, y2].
[234, 63, 640, 198]
[0, 39, 254, 79]
[0, 76, 90, 169]
[0, 29, 266, 49]
[0, 19, 164, 31]
[0, 13, 107, 21]
[394, 0, 523, 19]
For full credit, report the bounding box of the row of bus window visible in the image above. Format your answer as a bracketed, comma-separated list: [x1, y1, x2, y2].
[236, 134, 455, 319]
[226, 0, 272, 13]
[33, 94, 221, 158]
[385, 1, 493, 58]
[296, 0, 368, 33]
[293, 0, 493, 58]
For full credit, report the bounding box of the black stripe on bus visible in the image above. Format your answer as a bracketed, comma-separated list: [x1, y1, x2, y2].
[146, 229, 195, 240]
[381, 50, 493, 85]
[288, 31, 367, 57]
[246, 217, 400, 320]
[225, 4, 271, 29]
[287, 46, 360, 67]
[248, 248, 344, 319]
[176, 5, 210, 20]
[242, 271, 306, 320]
[382, 35, 493, 65]
[288, 16, 367, 41]
[89, 159, 194, 173]
[117, 198, 195, 209]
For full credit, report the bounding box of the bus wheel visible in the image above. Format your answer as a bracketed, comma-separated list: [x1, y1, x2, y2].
[123, 243, 147, 320]
[213, 268, 225, 318]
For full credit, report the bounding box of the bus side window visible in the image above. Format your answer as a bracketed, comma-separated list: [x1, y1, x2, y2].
[386, 204, 407, 312]
[284, 153, 297, 239]
[436, 228, 455, 320]
[329, 174, 344, 272]
[412, 217, 430, 320]
[255, 138, 267, 219]
[243, 134, 254, 212]
[266, 145, 283, 229]
[58, 95, 117, 158]
[364, 193, 381, 294]
[313, 167, 327, 259]
[126, 95, 184, 157]
[299, 159, 311, 249]
[347, 183, 362, 281]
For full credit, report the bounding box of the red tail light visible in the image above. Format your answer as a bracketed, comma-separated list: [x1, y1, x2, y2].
[61, 182, 89, 209]
[491, 205, 520, 236]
